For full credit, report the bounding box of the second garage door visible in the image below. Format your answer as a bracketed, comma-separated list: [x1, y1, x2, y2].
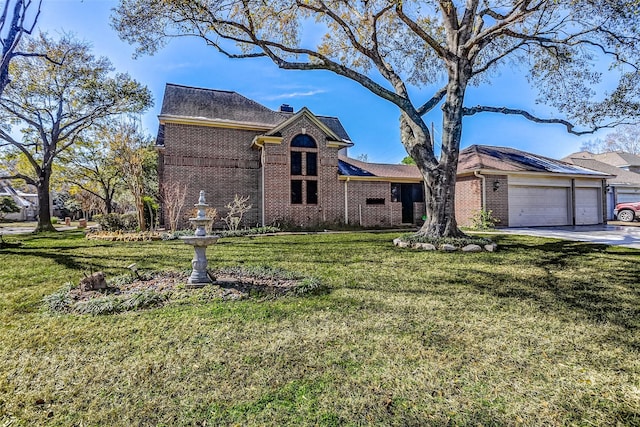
[509, 186, 570, 227]
[575, 187, 601, 225]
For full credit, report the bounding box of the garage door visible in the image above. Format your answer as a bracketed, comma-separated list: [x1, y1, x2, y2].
[617, 191, 640, 204]
[509, 186, 570, 227]
[575, 187, 600, 225]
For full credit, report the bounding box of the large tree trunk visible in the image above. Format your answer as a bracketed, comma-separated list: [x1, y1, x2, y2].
[35, 169, 56, 232]
[404, 63, 469, 238]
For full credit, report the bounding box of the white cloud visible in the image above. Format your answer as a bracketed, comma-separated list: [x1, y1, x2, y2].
[262, 89, 327, 101]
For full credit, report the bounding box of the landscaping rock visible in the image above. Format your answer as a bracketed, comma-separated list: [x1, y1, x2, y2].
[393, 238, 402, 246]
[440, 244, 457, 251]
[416, 243, 436, 250]
[397, 241, 410, 248]
[79, 272, 107, 292]
[462, 244, 482, 252]
[484, 243, 498, 252]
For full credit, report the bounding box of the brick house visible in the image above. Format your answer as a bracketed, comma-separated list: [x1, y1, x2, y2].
[157, 83, 608, 229]
[455, 145, 610, 227]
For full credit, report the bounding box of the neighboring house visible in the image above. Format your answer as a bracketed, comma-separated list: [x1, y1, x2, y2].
[571, 151, 640, 174]
[563, 152, 640, 219]
[157, 83, 609, 229]
[0, 182, 38, 221]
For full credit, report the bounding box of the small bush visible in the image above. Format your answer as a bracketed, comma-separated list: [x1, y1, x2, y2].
[293, 277, 329, 296]
[121, 290, 167, 311]
[75, 296, 123, 315]
[43, 283, 75, 313]
[470, 209, 500, 230]
[218, 226, 280, 238]
[93, 213, 138, 232]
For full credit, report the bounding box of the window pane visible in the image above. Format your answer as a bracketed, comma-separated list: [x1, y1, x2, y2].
[306, 152, 317, 176]
[291, 134, 317, 148]
[291, 151, 302, 175]
[291, 180, 303, 204]
[306, 180, 318, 204]
[391, 184, 401, 202]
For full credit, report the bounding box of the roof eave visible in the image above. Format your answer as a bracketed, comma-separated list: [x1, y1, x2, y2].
[158, 114, 275, 131]
[462, 168, 614, 179]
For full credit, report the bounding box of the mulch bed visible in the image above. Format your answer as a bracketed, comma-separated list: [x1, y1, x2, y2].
[67, 270, 306, 303]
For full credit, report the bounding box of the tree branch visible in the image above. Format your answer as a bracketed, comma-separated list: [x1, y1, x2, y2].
[462, 105, 635, 135]
[417, 86, 447, 116]
[0, 173, 36, 186]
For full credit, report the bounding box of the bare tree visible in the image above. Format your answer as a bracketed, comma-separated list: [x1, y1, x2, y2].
[581, 125, 640, 155]
[162, 181, 188, 232]
[0, 0, 42, 97]
[108, 120, 156, 232]
[114, 0, 640, 238]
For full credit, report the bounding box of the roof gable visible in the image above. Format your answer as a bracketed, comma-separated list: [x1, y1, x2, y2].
[592, 151, 640, 167]
[265, 107, 352, 144]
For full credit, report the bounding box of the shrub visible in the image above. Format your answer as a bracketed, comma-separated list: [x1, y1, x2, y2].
[470, 209, 500, 230]
[93, 213, 138, 231]
[218, 226, 280, 238]
[222, 195, 251, 231]
[42, 283, 75, 313]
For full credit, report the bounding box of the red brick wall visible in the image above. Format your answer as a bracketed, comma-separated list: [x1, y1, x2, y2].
[485, 174, 509, 227]
[262, 116, 344, 227]
[343, 180, 408, 226]
[455, 175, 482, 227]
[160, 123, 262, 229]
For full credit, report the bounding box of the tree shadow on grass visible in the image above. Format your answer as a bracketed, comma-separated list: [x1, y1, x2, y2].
[1, 242, 144, 272]
[469, 239, 640, 340]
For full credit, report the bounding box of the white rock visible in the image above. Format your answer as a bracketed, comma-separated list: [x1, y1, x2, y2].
[462, 244, 482, 252]
[417, 243, 436, 250]
[440, 244, 457, 251]
[398, 241, 410, 248]
[393, 238, 402, 246]
[484, 243, 498, 252]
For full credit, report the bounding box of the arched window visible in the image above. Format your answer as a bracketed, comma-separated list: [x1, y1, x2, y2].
[291, 134, 317, 148]
[290, 134, 318, 205]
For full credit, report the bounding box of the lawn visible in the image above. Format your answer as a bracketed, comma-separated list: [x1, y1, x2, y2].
[0, 230, 639, 426]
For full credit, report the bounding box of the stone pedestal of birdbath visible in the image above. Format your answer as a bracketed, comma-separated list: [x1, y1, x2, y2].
[180, 190, 219, 287]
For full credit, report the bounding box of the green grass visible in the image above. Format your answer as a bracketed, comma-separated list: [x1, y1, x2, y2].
[1, 230, 639, 425]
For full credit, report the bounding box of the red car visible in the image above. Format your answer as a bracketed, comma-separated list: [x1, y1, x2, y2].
[614, 201, 640, 222]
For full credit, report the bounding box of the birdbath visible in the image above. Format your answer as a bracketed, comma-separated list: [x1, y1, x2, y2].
[180, 190, 219, 286]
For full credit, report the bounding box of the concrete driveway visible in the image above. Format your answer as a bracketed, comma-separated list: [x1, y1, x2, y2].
[498, 224, 640, 249]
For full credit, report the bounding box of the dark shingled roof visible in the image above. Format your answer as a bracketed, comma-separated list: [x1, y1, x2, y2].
[159, 83, 352, 142]
[317, 116, 351, 142]
[160, 83, 286, 127]
[338, 156, 422, 179]
[338, 159, 376, 176]
[458, 145, 609, 176]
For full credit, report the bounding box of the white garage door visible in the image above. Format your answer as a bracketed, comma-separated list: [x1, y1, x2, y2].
[509, 186, 570, 227]
[617, 190, 640, 204]
[574, 187, 600, 225]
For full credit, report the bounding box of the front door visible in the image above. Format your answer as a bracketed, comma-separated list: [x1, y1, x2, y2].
[399, 183, 424, 224]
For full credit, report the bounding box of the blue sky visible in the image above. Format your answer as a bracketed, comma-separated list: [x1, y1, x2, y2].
[34, 0, 614, 163]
